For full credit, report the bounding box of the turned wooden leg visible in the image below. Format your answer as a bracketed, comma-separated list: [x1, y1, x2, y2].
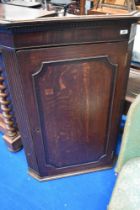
[0, 67, 22, 152]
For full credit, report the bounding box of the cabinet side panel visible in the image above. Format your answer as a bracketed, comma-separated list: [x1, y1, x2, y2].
[2, 49, 39, 173]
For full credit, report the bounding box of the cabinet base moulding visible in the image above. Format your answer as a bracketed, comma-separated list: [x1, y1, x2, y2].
[3, 133, 22, 152]
[28, 160, 116, 181]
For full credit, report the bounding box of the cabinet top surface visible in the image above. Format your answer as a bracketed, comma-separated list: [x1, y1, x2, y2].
[0, 3, 140, 28]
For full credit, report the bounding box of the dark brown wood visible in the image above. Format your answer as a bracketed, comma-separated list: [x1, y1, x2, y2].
[0, 4, 139, 180]
[0, 53, 22, 151]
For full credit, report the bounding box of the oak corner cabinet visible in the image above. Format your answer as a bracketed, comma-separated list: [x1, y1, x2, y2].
[0, 9, 139, 180]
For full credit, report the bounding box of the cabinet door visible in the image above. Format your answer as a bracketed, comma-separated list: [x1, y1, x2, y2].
[17, 42, 128, 178]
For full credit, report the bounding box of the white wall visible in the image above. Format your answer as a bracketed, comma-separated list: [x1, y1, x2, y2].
[132, 24, 140, 63]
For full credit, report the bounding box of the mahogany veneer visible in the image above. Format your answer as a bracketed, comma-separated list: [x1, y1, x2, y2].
[0, 4, 139, 180]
